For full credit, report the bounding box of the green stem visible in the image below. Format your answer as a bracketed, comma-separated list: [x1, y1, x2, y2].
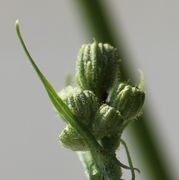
[74, 1, 174, 180]
[120, 139, 136, 180]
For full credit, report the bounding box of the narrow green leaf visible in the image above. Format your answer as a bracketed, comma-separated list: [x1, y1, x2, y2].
[15, 20, 102, 154]
[15, 20, 75, 125]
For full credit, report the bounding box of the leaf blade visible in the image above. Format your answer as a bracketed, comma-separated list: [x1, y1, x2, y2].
[15, 20, 102, 153]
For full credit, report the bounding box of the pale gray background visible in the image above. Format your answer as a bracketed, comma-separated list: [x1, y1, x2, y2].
[0, 0, 178, 179]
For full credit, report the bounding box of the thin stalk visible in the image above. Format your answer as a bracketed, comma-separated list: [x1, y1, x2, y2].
[74, 0, 173, 179]
[120, 139, 136, 180]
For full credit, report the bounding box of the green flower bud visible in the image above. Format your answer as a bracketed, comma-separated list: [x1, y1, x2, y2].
[59, 87, 99, 127]
[59, 125, 88, 151]
[75, 41, 120, 99]
[108, 83, 145, 120]
[92, 104, 123, 139]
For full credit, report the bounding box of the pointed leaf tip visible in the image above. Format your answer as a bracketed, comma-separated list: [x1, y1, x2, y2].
[15, 19, 19, 26]
[15, 21, 102, 154]
[138, 69, 144, 90]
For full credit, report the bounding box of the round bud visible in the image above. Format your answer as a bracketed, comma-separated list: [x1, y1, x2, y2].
[75, 41, 120, 99]
[108, 83, 145, 120]
[59, 87, 99, 127]
[59, 125, 88, 151]
[92, 104, 123, 139]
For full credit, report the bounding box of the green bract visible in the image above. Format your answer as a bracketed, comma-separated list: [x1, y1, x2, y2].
[76, 41, 120, 99]
[108, 83, 145, 120]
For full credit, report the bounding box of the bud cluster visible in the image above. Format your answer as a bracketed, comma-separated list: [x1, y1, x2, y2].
[58, 41, 145, 152]
[16, 21, 145, 180]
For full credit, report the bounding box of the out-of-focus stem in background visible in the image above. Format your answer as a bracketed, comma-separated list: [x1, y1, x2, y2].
[74, 0, 174, 179]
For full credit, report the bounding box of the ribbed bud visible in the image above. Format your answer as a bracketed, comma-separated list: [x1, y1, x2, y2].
[59, 125, 88, 151]
[76, 41, 120, 99]
[92, 104, 123, 139]
[108, 83, 145, 120]
[59, 87, 99, 127]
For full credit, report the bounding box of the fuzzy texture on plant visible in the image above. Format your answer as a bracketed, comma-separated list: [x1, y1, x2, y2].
[16, 20, 145, 180]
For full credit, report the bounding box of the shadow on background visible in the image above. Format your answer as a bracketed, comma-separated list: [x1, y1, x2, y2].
[73, 0, 175, 180]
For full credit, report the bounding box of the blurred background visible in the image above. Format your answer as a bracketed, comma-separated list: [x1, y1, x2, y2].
[0, 0, 179, 179]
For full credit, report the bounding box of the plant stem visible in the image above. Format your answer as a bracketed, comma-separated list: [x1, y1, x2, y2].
[73, 0, 173, 179]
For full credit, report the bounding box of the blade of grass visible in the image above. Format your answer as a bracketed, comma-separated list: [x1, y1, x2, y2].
[15, 20, 102, 159]
[74, 1, 174, 179]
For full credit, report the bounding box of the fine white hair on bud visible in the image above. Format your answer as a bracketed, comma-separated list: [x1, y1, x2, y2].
[58, 86, 100, 127]
[59, 125, 88, 151]
[75, 41, 120, 100]
[92, 104, 123, 139]
[108, 83, 145, 120]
